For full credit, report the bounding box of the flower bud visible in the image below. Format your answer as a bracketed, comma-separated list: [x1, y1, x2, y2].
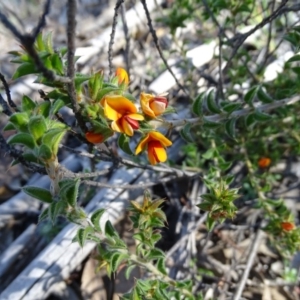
[140, 93, 168, 118]
[258, 157, 271, 168]
[281, 221, 295, 231]
[85, 131, 105, 144]
[115, 67, 129, 85]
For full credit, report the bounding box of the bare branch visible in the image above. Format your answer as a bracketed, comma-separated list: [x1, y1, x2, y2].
[108, 0, 124, 76]
[0, 72, 16, 108]
[141, 0, 187, 95]
[66, 0, 87, 133]
[0, 94, 13, 116]
[223, 0, 289, 74]
[32, 0, 51, 39]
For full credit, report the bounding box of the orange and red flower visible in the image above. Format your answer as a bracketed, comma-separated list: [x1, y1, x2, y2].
[135, 131, 172, 165]
[101, 95, 144, 136]
[281, 221, 296, 232]
[85, 131, 105, 144]
[115, 67, 129, 86]
[258, 157, 271, 168]
[140, 92, 168, 118]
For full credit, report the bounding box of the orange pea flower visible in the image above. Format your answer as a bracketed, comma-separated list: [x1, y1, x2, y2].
[101, 95, 144, 136]
[140, 92, 168, 118]
[135, 131, 172, 165]
[85, 131, 105, 144]
[258, 157, 271, 168]
[115, 67, 129, 85]
[281, 221, 296, 232]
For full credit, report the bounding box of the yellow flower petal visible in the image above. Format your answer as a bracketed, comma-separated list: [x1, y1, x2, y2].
[105, 95, 137, 114]
[127, 113, 144, 121]
[111, 120, 122, 133]
[149, 131, 172, 147]
[135, 134, 150, 154]
[104, 99, 121, 121]
[140, 92, 156, 118]
[151, 142, 167, 162]
[122, 118, 134, 136]
[116, 67, 129, 85]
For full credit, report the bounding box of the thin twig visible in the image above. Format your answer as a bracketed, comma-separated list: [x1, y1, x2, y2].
[232, 230, 263, 300]
[166, 213, 208, 259]
[108, 0, 124, 77]
[83, 171, 199, 190]
[0, 72, 16, 108]
[32, 0, 51, 39]
[140, 0, 187, 94]
[223, 0, 289, 74]
[120, 2, 130, 78]
[0, 94, 13, 116]
[66, 0, 87, 133]
[0, 8, 71, 84]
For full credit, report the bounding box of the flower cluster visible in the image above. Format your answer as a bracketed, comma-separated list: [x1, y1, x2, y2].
[83, 68, 172, 165]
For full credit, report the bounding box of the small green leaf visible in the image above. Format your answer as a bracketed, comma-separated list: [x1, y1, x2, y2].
[22, 95, 36, 112]
[96, 87, 121, 102]
[203, 118, 220, 129]
[244, 86, 257, 105]
[122, 93, 137, 102]
[180, 123, 194, 143]
[287, 54, 300, 63]
[63, 179, 80, 207]
[146, 248, 165, 260]
[219, 161, 232, 171]
[28, 116, 47, 143]
[125, 265, 136, 280]
[156, 258, 167, 275]
[49, 201, 65, 223]
[50, 99, 65, 115]
[74, 74, 90, 90]
[42, 128, 67, 155]
[110, 252, 128, 272]
[257, 87, 274, 103]
[23, 151, 41, 164]
[192, 92, 205, 116]
[245, 113, 256, 129]
[23, 186, 53, 203]
[36, 32, 45, 51]
[38, 144, 53, 160]
[12, 63, 37, 79]
[7, 133, 35, 149]
[197, 202, 212, 211]
[253, 110, 272, 121]
[44, 32, 54, 53]
[225, 118, 237, 139]
[105, 220, 117, 238]
[202, 148, 215, 159]
[206, 89, 221, 113]
[3, 123, 16, 131]
[51, 54, 64, 75]
[76, 228, 85, 247]
[222, 102, 242, 113]
[91, 208, 106, 232]
[206, 216, 216, 231]
[36, 101, 51, 118]
[118, 134, 133, 155]
[9, 112, 29, 132]
[38, 207, 49, 223]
